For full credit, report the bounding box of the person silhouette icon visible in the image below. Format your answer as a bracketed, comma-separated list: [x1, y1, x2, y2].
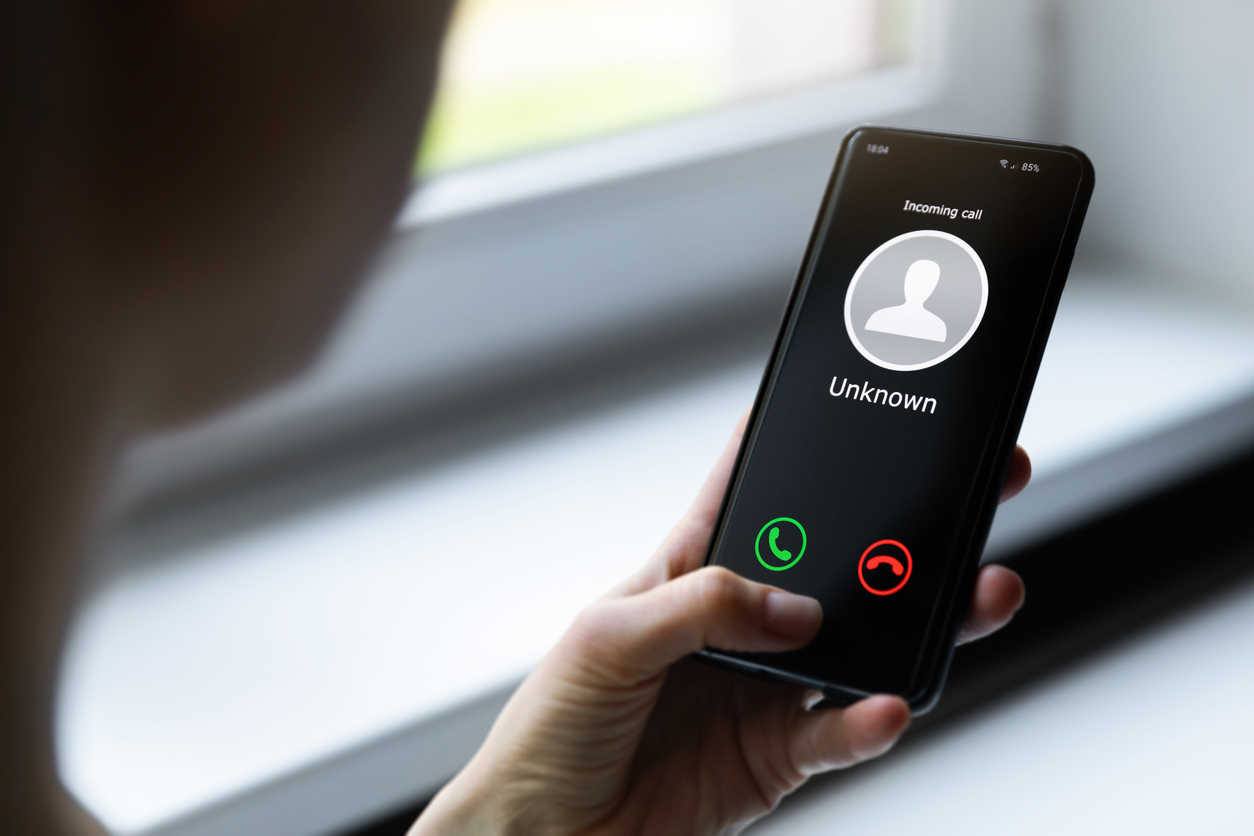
[863, 259, 947, 342]
[845, 230, 988, 370]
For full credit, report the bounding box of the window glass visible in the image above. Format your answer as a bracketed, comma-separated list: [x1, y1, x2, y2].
[420, 0, 916, 173]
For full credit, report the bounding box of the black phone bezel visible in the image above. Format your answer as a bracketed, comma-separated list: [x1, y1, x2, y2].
[697, 125, 1095, 714]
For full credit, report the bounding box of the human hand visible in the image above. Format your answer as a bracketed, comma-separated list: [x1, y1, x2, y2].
[413, 415, 1029, 835]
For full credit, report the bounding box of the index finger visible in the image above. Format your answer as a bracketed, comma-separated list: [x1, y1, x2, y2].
[1000, 445, 1031, 503]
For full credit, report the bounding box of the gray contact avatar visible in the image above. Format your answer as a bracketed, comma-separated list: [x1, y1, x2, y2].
[844, 230, 988, 371]
[864, 259, 947, 342]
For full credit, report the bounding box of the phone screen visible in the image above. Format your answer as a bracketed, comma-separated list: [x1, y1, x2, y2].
[705, 128, 1089, 700]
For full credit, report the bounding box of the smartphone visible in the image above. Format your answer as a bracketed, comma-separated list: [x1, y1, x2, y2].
[699, 126, 1094, 713]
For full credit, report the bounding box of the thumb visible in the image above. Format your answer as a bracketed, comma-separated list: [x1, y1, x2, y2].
[562, 567, 822, 685]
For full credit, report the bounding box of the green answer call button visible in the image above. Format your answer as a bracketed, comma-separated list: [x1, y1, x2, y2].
[755, 517, 807, 571]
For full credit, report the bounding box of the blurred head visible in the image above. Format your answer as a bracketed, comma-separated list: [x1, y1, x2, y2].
[1, 0, 454, 429]
[903, 259, 941, 304]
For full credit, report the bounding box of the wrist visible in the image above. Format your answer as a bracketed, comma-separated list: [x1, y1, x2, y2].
[410, 762, 518, 836]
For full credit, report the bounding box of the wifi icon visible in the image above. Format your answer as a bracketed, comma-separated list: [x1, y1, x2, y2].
[1000, 159, 1009, 168]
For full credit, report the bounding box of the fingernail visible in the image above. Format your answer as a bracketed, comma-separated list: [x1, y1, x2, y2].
[764, 590, 822, 635]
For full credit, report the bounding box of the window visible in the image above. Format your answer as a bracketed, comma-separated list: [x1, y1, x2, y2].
[422, 0, 916, 172]
[117, 0, 948, 521]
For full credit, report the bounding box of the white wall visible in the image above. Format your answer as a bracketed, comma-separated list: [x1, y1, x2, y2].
[906, 0, 1055, 140]
[1059, 0, 1254, 305]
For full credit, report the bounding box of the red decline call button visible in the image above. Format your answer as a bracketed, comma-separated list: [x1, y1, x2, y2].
[858, 539, 913, 596]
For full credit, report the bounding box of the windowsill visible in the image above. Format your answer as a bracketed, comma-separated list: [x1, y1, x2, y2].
[58, 276, 1254, 835]
[752, 488, 1254, 836]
